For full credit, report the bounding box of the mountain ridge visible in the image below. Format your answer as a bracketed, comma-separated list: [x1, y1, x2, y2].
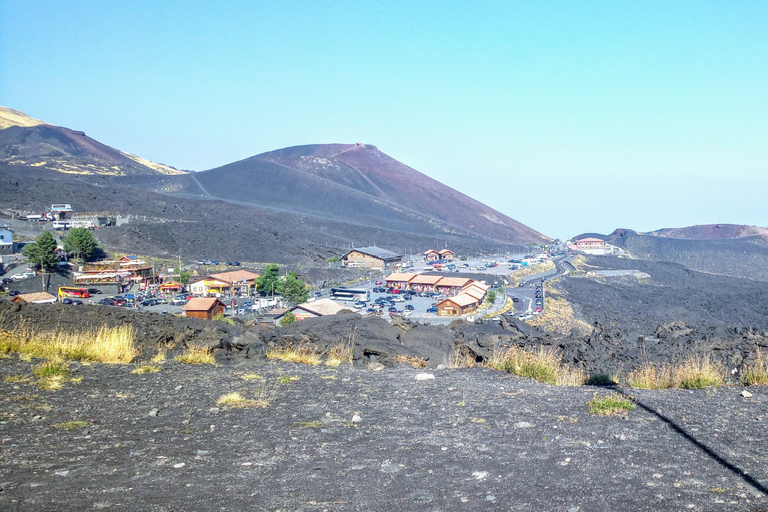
[0, 106, 188, 176]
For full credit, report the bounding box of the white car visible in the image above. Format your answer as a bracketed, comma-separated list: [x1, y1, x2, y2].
[392, 296, 405, 302]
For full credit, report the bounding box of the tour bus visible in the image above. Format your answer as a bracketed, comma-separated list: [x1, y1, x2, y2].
[330, 287, 371, 301]
[50, 204, 73, 213]
[58, 286, 91, 298]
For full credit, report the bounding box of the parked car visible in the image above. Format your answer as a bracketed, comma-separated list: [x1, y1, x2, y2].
[353, 301, 367, 309]
[392, 296, 405, 302]
[87, 288, 103, 294]
[62, 298, 83, 305]
[374, 280, 383, 285]
[388, 307, 399, 314]
[512, 297, 519, 302]
[404, 304, 414, 311]
[426, 307, 438, 313]
[536, 299, 542, 305]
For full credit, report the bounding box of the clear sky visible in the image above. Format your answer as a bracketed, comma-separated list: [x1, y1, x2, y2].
[1, 1, 766, 240]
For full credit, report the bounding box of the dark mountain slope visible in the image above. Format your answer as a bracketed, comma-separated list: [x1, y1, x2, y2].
[602, 228, 768, 282]
[254, 144, 550, 245]
[648, 224, 768, 241]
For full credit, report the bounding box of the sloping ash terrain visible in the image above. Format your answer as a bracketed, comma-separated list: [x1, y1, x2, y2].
[0, 164, 517, 264]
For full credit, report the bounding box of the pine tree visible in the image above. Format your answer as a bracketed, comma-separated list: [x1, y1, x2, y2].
[278, 271, 309, 304]
[21, 231, 59, 271]
[256, 263, 281, 296]
[62, 227, 99, 262]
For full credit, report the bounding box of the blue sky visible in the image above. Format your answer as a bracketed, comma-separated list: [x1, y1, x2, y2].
[1, 1, 766, 240]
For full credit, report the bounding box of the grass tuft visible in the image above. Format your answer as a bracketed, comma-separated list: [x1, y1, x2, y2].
[742, 349, 768, 386]
[52, 420, 90, 430]
[486, 346, 561, 385]
[394, 354, 428, 368]
[448, 346, 479, 368]
[267, 343, 322, 365]
[175, 346, 215, 365]
[676, 356, 725, 389]
[627, 356, 726, 389]
[626, 363, 675, 390]
[216, 392, 258, 409]
[277, 375, 300, 384]
[238, 372, 264, 381]
[132, 364, 161, 374]
[296, 420, 323, 428]
[588, 392, 635, 415]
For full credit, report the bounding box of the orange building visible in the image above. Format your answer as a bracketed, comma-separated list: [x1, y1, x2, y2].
[183, 297, 226, 319]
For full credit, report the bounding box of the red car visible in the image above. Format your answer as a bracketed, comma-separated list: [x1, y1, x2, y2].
[375, 280, 383, 285]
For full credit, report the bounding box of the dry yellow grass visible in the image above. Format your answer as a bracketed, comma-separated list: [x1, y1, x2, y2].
[741, 349, 768, 386]
[394, 354, 428, 368]
[0, 323, 137, 364]
[175, 346, 216, 365]
[675, 356, 726, 389]
[448, 346, 479, 368]
[151, 348, 167, 363]
[267, 344, 322, 365]
[626, 364, 675, 389]
[527, 283, 592, 337]
[485, 345, 562, 385]
[132, 364, 161, 374]
[216, 392, 259, 408]
[626, 356, 726, 389]
[326, 341, 354, 367]
[557, 365, 589, 386]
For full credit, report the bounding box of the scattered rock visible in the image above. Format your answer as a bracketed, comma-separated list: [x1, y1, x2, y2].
[742, 390, 753, 398]
[414, 373, 435, 381]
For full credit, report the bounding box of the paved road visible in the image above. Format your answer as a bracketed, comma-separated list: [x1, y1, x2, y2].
[505, 255, 573, 319]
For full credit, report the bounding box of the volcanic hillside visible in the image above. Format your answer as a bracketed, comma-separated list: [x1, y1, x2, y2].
[153, 143, 550, 246]
[588, 227, 768, 283]
[0, 106, 187, 176]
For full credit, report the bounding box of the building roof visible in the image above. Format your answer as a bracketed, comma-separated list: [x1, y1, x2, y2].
[183, 297, 224, 312]
[345, 246, 402, 261]
[14, 292, 57, 304]
[294, 298, 353, 316]
[435, 277, 474, 288]
[576, 237, 604, 243]
[385, 272, 417, 282]
[439, 293, 479, 308]
[438, 249, 454, 254]
[463, 281, 489, 292]
[409, 274, 443, 285]
[463, 287, 486, 301]
[423, 249, 439, 255]
[209, 270, 260, 283]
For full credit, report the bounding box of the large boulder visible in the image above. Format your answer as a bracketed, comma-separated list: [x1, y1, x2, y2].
[400, 324, 454, 368]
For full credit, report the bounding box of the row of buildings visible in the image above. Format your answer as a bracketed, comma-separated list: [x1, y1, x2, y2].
[384, 272, 490, 316]
[339, 246, 457, 269]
